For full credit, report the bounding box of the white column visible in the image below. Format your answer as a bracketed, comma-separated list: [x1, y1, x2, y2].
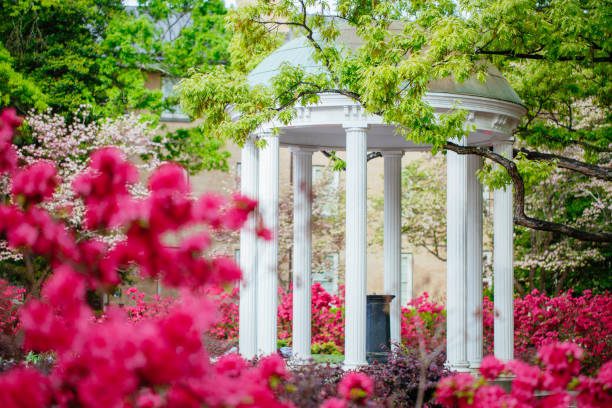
[257, 131, 279, 356]
[290, 147, 314, 362]
[466, 155, 483, 369]
[493, 142, 514, 361]
[446, 138, 470, 371]
[383, 151, 403, 348]
[344, 126, 368, 369]
[239, 138, 259, 359]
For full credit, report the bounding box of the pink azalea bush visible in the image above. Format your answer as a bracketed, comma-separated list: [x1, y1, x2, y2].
[0, 281, 25, 336]
[277, 283, 345, 353]
[400, 292, 446, 352]
[0, 107, 387, 408]
[206, 285, 240, 341]
[123, 287, 174, 322]
[436, 342, 612, 408]
[511, 289, 612, 370]
[207, 282, 345, 353]
[209, 280, 609, 371]
[0, 108, 303, 407]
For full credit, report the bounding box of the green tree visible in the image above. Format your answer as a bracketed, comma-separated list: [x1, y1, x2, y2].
[0, 0, 231, 172]
[179, 0, 611, 246]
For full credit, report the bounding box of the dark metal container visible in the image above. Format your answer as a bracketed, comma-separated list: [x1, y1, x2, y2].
[366, 294, 394, 364]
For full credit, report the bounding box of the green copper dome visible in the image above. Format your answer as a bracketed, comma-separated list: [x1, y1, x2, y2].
[247, 36, 524, 106]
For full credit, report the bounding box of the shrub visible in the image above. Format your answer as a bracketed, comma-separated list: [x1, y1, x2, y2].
[277, 283, 345, 352]
[0, 281, 24, 336]
[400, 292, 446, 353]
[311, 341, 343, 355]
[0, 108, 302, 407]
[436, 342, 612, 408]
[360, 346, 449, 407]
[123, 287, 174, 322]
[279, 363, 345, 407]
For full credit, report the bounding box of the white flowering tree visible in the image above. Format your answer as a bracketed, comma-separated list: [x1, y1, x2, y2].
[0, 110, 164, 296]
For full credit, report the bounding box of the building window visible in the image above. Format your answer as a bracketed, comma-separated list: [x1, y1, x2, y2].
[161, 76, 190, 122]
[234, 249, 240, 265]
[401, 252, 413, 306]
[313, 253, 339, 295]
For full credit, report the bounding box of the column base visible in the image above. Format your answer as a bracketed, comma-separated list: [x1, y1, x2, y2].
[446, 361, 471, 372]
[288, 355, 313, 367]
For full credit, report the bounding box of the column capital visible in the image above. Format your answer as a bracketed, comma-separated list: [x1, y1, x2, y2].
[288, 146, 318, 154]
[381, 150, 404, 158]
[493, 138, 514, 145]
[343, 124, 369, 131]
[254, 128, 277, 139]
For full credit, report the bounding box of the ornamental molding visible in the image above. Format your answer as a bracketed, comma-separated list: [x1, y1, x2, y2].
[296, 106, 311, 121]
[492, 115, 510, 130]
[343, 105, 367, 122]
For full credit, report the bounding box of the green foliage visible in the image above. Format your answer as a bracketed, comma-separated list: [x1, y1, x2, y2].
[180, 0, 609, 182]
[311, 341, 343, 355]
[0, 0, 233, 173]
[180, 0, 612, 290]
[154, 127, 230, 174]
[0, 44, 48, 112]
[0, 0, 229, 121]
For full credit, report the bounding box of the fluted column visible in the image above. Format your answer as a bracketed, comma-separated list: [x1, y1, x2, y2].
[239, 138, 259, 359]
[383, 151, 403, 347]
[290, 147, 315, 362]
[446, 138, 470, 371]
[466, 155, 484, 369]
[493, 142, 514, 361]
[257, 131, 279, 356]
[344, 126, 368, 369]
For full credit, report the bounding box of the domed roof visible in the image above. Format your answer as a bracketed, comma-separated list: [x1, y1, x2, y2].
[247, 35, 524, 106]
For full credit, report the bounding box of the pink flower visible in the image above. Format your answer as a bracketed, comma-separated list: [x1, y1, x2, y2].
[148, 162, 190, 194]
[11, 161, 59, 205]
[73, 147, 139, 229]
[597, 359, 612, 387]
[257, 354, 289, 384]
[210, 256, 242, 284]
[6, 207, 76, 260]
[193, 193, 226, 228]
[136, 388, 163, 408]
[222, 193, 258, 230]
[473, 385, 507, 408]
[507, 360, 541, 402]
[435, 373, 475, 408]
[0, 144, 17, 174]
[539, 342, 583, 374]
[537, 392, 571, 408]
[215, 353, 249, 377]
[256, 224, 273, 241]
[20, 299, 74, 352]
[0, 367, 51, 408]
[0, 108, 20, 174]
[480, 355, 505, 380]
[320, 397, 347, 408]
[337, 372, 374, 402]
[0, 108, 22, 130]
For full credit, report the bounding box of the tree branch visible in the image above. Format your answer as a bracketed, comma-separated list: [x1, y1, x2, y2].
[476, 49, 612, 63]
[515, 148, 612, 181]
[444, 142, 612, 242]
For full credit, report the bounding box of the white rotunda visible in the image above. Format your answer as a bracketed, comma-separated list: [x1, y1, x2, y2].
[237, 31, 526, 371]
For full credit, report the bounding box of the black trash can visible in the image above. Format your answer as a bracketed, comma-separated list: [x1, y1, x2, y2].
[366, 294, 394, 364]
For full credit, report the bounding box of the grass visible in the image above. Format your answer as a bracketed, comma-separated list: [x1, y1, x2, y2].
[312, 354, 344, 364]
